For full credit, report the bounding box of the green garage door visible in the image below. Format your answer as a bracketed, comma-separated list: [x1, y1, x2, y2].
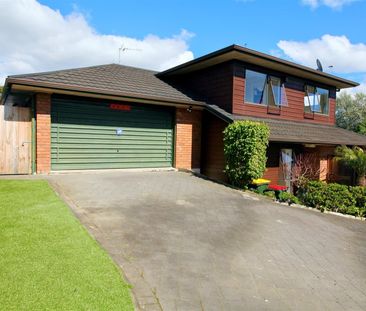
[51, 97, 174, 170]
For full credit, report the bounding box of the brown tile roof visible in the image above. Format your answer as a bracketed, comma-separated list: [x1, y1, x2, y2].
[7, 64, 200, 105]
[207, 105, 366, 146]
[159, 45, 358, 89]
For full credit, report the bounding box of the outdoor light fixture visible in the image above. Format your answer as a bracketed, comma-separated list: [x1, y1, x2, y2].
[304, 144, 316, 148]
[187, 106, 192, 113]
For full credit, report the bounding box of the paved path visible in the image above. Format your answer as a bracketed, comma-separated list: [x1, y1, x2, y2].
[48, 171, 366, 311]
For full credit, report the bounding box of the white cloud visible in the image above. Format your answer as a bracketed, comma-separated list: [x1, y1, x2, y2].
[0, 0, 195, 84]
[342, 80, 366, 94]
[302, 0, 358, 9]
[277, 35, 366, 74]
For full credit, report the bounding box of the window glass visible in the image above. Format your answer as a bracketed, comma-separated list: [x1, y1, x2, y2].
[317, 87, 329, 114]
[268, 76, 282, 106]
[304, 85, 329, 114]
[245, 70, 267, 104]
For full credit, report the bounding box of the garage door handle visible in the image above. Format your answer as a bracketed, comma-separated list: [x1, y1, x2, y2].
[22, 141, 32, 146]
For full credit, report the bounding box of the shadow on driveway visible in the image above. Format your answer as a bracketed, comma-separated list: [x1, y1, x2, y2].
[48, 170, 366, 311]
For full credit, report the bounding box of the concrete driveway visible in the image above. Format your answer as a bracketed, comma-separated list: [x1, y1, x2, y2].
[48, 171, 366, 311]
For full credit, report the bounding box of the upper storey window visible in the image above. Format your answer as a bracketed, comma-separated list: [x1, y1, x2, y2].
[245, 69, 286, 106]
[304, 85, 329, 115]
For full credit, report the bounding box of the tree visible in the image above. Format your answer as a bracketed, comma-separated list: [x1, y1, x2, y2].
[336, 92, 366, 134]
[335, 145, 366, 186]
[356, 119, 366, 135]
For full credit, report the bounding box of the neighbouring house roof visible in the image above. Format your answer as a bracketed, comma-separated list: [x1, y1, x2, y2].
[158, 45, 359, 89]
[207, 105, 366, 146]
[4, 64, 203, 106]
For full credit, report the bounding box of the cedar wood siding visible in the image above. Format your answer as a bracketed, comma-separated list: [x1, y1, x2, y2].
[164, 62, 234, 112]
[201, 111, 228, 182]
[233, 62, 337, 125]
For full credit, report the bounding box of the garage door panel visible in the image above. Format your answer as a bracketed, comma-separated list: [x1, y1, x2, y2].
[51, 127, 172, 137]
[52, 161, 171, 170]
[51, 132, 172, 140]
[54, 115, 171, 128]
[51, 98, 174, 170]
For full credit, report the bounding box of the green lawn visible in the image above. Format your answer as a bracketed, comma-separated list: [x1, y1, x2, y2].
[0, 180, 134, 311]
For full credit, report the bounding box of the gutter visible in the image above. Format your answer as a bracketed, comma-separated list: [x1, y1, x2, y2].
[158, 45, 359, 89]
[7, 78, 206, 108]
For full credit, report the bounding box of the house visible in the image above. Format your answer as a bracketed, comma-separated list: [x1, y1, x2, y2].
[1, 45, 366, 185]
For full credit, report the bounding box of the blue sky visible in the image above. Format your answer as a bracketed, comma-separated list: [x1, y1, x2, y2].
[1, 0, 366, 92]
[40, 0, 365, 57]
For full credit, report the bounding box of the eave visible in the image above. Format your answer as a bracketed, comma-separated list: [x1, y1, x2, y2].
[158, 45, 359, 89]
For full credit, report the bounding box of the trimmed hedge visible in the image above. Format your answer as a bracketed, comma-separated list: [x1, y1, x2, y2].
[299, 181, 366, 217]
[223, 121, 269, 188]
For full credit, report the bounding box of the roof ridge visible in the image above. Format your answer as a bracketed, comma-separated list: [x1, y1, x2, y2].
[8, 63, 159, 79]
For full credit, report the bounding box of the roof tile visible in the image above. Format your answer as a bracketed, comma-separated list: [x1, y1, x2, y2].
[8, 64, 197, 104]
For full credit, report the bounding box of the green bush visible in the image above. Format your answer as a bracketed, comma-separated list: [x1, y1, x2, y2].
[299, 181, 365, 216]
[349, 186, 366, 208]
[323, 183, 356, 213]
[339, 206, 365, 217]
[278, 191, 300, 205]
[298, 181, 326, 208]
[264, 190, 276, 199]
[223, 121, 269, 188]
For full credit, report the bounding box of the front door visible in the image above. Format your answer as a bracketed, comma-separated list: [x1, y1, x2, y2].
[0, 105, 32, 174]
[280, 148, 293, 190]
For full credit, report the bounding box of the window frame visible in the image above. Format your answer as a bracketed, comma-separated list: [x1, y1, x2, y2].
[304, 84, 330, 116]
[244, 69, 286, 107]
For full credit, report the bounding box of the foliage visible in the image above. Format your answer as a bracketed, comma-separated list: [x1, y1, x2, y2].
[264, 190, 276, 199]
[0, 86, 3, 93]
[298, 181, 326, 208]
[223, 121, 269, 188]
[0, 180, 134, 310]
[356, 119, 366, 135]
[278, 191, 300, 205]
[299, 180, 365, 217]
[291, 153, 324, 189]
[323, 183, 356, 213]
[335, 145, 366, 186]
[336, 92, 366, 134]
[349, 186, 366, 209]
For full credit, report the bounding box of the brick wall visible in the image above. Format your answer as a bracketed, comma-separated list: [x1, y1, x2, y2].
[36, 93, 51, 174]
[175, 108, 202, 171]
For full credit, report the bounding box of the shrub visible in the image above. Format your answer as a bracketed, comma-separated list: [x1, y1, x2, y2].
[278, 191, 300, 205]
[335, 145, 366, 186]
[339, 206, 365, 217]
[223, 121, 269, 188]
[299, 181, 366, 216]
[298, 181, 326, 208]
[264, 191, 276, 199]
[322, 183, 356, 213]
[349, 186, 366, 209]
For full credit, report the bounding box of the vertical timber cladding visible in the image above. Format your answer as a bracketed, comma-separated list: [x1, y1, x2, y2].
[51, 96, 174, 170]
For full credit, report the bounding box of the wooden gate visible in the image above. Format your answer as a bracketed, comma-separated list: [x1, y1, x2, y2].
[0, 105, 32, 174]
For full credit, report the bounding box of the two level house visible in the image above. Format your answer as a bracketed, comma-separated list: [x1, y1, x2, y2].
[1, 45, 366, 186]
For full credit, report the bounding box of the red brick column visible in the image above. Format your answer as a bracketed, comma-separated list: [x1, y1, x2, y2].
[175, 108, 202, 171]
[36, 93, 51, 174]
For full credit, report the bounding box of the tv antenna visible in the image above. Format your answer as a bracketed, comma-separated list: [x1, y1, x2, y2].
[316, 59, 323, 72]
[118, 44, 142, 64]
